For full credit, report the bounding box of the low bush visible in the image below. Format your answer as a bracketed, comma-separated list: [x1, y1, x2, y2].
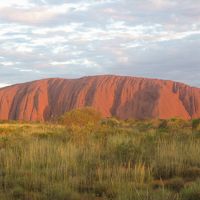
[11, 186, 24, 199]
[165, 177, 185, 192]
[183, 167, 200, 180]
[58, 107, 102, 127]
[100, 118, 120, 128]
[152, 179, 164, 189]
[167, 118, 191, 130]
[158, 119, 168, 129]
[181, 181, 200, 200]
[192, 119, 200, 131]
[45, 185, 80, 200]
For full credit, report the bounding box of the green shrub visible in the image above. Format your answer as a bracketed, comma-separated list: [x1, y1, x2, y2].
[11, 186, 24, 199]
[100, 118, 120, 128]
[192, 119, 200, 131]
[181, 181, 200, 200]
[117, 187, 177, 200]
[167, 118, 191, 130]
[151, 189, 179, 200]
[152, 179, 164, 189]
[158, 119, 168, 129]
[183, 167, 200, 180]
[165, 177, 185, 192]
[114, 140, 142, 163]
[46, 185, 80, 200]
[93, 183, 108, 197]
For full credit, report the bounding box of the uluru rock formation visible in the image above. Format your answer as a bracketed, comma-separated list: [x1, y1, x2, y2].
[0, 75, 200, 121]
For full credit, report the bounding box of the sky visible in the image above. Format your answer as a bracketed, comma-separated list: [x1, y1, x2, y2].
[0, 0, 199, 88]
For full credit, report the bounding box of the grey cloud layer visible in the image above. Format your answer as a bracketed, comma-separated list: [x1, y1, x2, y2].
[0, 0, 199, 87]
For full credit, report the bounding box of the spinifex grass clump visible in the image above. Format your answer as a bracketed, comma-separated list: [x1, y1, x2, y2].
[0, 117, 200, 199]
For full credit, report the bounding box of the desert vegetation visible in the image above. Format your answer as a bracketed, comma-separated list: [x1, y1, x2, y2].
[0, 108, 200, 200]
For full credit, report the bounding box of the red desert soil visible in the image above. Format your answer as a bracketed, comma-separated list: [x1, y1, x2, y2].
[0, 75, 200, 121]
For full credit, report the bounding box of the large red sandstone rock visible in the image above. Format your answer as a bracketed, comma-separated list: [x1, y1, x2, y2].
[0, 75, 200, 121]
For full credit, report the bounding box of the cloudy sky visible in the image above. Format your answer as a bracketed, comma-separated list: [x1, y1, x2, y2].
[0, 0, 199, 87]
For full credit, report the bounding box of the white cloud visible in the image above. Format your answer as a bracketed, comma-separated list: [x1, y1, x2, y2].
[157, 30, 200, 42]
[0, 61, 15, 66]
[0, 7, 58, 24]
[150, 0, 177, 9]
[0, 83, 10, 88]
[16, 46, 33, 53]
[32, 23, 82, 35]
[0, 0, 32, 8]
[0, 0, 119, 25]
[51, 59, 100, 68]
[0, 0, 199, 86]
[19, 69, 40, 73]
[0, 2, 103, 25]
[32, 36, 67, 46]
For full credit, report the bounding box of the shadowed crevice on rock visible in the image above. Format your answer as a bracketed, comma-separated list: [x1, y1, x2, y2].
[84, 79, 98, 107]
[8, 83, 31, 120]
[121, 84, 160, 119]
[110, 78, 127, 116]
[172, 82, 200, 119]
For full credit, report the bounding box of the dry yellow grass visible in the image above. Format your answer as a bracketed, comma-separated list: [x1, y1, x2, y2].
[0, 119, 200, 200]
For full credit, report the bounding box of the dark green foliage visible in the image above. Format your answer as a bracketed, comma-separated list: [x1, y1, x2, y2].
[46, 185, 81, 200]
[158, 119, 168, 129]
[152, 179, 164, 189]
[11, 186, 24, 199]
[114, 140, 142, 164]
[183, 167, 200, 180]
[192, 119, 200, 131]
[181, 181, 200, 200]
[165, 177, 185, 192]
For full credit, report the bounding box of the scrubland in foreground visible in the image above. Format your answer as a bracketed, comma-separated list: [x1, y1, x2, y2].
[1, 111, 200, 199]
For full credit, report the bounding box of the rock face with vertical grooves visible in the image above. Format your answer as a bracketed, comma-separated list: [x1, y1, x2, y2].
[0, 75, 200, 121]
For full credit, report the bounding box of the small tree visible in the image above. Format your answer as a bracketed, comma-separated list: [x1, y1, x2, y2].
[59, 107, 102, 127]
[192, 118, 200, 131]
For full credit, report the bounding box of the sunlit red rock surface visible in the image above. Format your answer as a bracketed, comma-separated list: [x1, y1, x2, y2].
[0, 75, 200, 121]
